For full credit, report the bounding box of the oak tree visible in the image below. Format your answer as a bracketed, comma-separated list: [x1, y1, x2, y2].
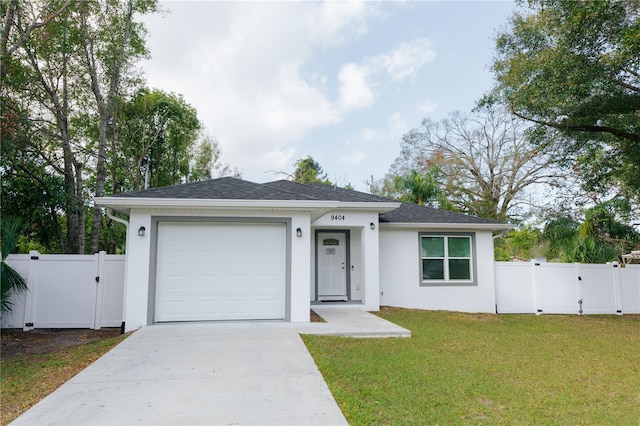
[292, 156, 332, 185]
[489, 0, 640, 199]
[2, 0, 159, 253]
[386, 107, 561, 221]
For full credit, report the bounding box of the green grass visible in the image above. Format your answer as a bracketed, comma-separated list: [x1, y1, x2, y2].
[302, 308, 640, 425]
[1, 334, 128, 425]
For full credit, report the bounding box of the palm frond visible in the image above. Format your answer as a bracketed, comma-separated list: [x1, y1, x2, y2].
[1, 217, 28, 260]
[1, 217, 29, 315]
[0, 262, 28, 314]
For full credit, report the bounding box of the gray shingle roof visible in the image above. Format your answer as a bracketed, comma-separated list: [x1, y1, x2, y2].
[261, 180, 395, 203]
[111, 177, 503, 225]
[114, 177, 393, 202]
[379, 202, 502, 225]
[113, 177, 262, 199]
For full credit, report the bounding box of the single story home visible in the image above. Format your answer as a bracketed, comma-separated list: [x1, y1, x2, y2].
[96, 177, 511, 332]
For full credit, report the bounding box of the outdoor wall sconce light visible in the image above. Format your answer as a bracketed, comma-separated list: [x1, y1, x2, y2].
[296, 228, 302, 238]
[138, 226, 146, 237]
[370, 222, 376, 230]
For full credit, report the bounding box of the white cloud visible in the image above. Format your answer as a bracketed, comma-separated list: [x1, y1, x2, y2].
[315, 1, 372, 45]
[334, 38, 437, 113]
[340, 150, 366, 166]
[338, 63, 374, 111]
[359, 128, 379, 142]
[371, 38, 437, 82]
[141, 2, 437, 183]
[389, 112, 411, 137]
[418, 100, 438, 114]
[142, 2, 377, 180]
[259, 147, 296, 175]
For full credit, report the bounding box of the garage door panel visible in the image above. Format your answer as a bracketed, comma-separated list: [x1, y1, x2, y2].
[162, 301, 188, 318]
[193, 250, 217, 263]
[255, 299, 280, 312]
[256, 266, 281, 275]
[161, 276, 189, 290]
[161, 225, 188, 240]
[194, 300, 223, 314]
[192, 277, 220, 289]
[156, 222, 286, 322]
[255, 277, 275, 286]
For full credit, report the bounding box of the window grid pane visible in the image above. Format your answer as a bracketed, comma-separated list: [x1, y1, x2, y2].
[423, 259, 444, 280]
[422, 237, 444, 257]
[421, 235, 472, 282]
[448, 237, 471, 257]
[449, 259, 471, 280]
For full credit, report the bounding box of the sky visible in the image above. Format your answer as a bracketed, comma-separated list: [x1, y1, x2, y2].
[140, 1, 517, 191]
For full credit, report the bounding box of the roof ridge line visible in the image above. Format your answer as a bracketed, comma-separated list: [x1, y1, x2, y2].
[306, 182, 398, 203]
[113, 176, 255, 196]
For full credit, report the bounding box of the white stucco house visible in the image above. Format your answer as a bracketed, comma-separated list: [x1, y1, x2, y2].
[96, 177, 511, 332]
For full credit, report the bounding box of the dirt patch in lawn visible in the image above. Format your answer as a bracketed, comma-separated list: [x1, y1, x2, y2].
[1, 328, 123, 359]
[310, 309, 326, 323]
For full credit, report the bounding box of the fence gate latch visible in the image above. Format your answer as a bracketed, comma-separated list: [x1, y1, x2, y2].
[95, 276, 100, 284]
[30, 255, 39, 260]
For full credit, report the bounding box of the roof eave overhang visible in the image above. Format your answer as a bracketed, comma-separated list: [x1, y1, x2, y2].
[94, 197, 401, 217]
[334, 202, 401, 214]
[379, 222, 514, 231]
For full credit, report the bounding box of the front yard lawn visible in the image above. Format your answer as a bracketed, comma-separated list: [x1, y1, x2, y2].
[1, 331, 128, 425]
[302, 308, 640, 425]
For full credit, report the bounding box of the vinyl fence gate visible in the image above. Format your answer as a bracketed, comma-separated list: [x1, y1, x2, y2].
[495, 261, 640, 315]
[2, 251, 125, 331]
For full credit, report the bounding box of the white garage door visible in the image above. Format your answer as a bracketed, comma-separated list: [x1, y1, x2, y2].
[155, 222, 286, 322]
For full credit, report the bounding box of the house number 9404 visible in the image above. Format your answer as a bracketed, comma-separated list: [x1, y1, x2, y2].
[331, 214, 345, 221]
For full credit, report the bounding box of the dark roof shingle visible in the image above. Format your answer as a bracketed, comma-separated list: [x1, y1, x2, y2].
[115, 178, 396, 203]
[111, 177, 504, 225]
[261, 180, 395, 203]
[379, 202, 501, 225]
[114, 177, 262, 199]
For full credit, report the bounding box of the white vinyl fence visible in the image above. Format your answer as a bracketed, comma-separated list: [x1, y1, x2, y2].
[3, 254, 638, 330]
[495, 261, 640, 314]
[1, 251, 125, 330]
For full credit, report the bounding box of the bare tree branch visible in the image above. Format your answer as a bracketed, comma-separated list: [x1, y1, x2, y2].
[388, 107, 564, 221]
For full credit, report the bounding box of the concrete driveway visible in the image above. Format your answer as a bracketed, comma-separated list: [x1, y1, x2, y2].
[11, 322, 347, 425]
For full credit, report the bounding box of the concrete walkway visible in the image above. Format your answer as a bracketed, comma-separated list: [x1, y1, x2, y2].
[295, 307, 412, 338]
[11, 322, 347, 426]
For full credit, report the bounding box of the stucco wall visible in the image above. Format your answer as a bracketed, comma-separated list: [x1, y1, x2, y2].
[379, 227, 497, 313]
[312, 211, 380, 311]
[349, 228, 363, 300]
[124, 210, 152, 331]
[122, 208, 312, 331]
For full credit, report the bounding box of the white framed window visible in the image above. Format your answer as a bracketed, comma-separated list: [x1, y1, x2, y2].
[419, 233, 476, 286]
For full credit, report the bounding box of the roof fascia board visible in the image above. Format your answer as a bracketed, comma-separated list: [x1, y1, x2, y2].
[95, 197, 401, 212]
[310, 209, 335, 221]
[95, 197, 340, 210]
[94, 197, 400, 213]
[335, 202, 401, 213]
[379, 222, 514, 231]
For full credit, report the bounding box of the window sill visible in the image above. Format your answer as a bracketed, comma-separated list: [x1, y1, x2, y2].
[420, 281, 477, 287]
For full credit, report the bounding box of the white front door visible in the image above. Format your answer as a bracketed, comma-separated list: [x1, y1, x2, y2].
[317, 232, 348, 301]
